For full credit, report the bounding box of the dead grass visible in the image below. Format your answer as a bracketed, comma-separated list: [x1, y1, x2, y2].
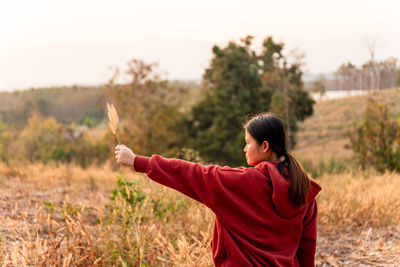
[317, 171, 400, 227]
[0, 162, 399, 266]
[0, 162, 214, 266]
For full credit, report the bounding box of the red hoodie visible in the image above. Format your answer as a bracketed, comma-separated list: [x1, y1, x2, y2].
[134, 155, 321, 267]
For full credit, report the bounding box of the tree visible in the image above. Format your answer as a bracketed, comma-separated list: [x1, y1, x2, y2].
[311, 75, 327, 100]
[365, 38, 380, 90]
[379, 57, 398, 89]
[18, 112, 72, 163]
[107, 59, 189, 157]
[397, 68, 400, 86]
[15, 112, 108, 166]
[188, 36, 314, 166]
[335, 62, 357, 91]
[350, 99, 400, 172]
[0, 120, 12, 163]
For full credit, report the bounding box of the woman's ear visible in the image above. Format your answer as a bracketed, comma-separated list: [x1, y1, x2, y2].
[262, 141, 269, 153]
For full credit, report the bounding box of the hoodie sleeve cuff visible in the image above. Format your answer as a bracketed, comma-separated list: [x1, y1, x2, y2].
[133, 155, 150, 173]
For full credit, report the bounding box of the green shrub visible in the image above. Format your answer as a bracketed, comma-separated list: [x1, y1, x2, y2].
[110, 176, 147, 208]
[301, 156, 349, 179]
[18, 112, 72, 163]
[349, 98, 400, 172]
[0, 121, 12, 163]
[71, 132, 109, 168]
[17, 112, 109, 167]
[103, 176, 154, 265]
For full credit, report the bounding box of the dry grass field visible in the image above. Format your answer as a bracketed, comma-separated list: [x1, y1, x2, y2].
[1, 89, 400, 266]
[0, 163, 399, 266]
[0, 163, 215, 266]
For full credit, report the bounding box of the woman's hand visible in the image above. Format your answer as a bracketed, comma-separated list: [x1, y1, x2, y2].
[115, 145, 136, 168]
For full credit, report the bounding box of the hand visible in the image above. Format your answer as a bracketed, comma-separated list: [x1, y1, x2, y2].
[115, 145, 136, 168]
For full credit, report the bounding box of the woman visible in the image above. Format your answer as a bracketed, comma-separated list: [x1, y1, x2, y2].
[115, 113, 321, 266]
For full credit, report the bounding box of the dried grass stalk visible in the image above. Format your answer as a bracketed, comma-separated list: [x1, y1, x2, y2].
[106, 102, 121, 144]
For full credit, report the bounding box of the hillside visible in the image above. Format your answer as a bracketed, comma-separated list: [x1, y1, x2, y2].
[294, 88, 400, 174]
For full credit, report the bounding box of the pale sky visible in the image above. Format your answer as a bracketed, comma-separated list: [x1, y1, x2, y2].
[0, 0, 399, 91]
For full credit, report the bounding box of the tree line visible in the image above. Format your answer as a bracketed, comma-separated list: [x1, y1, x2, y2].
[0, 36, 315, 167]
[309, 57, 400, 95]
[0, 86, 106, 127]
[334, 57, 398, 91]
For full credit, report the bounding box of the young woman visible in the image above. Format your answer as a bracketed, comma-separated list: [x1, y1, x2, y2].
[115, 113, 321, 267]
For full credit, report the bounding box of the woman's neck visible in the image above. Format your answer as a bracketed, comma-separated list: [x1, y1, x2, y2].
[266, 151, 279, 162]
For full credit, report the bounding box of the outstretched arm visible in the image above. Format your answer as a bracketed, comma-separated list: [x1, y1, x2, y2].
[115, 145, 217, 208]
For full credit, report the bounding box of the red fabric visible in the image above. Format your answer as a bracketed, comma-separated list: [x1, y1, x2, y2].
[134, 155, 321, 267]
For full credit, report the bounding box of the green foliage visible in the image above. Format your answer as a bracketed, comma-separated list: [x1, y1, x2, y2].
[100, 174, 193, 265]
[301, 156, 349, 178]
[0, 121, 12, 163]
[72, 133, 109, 168]
[189, 36, 314, 166]
[43, 200, 85, 219]
[350, 99, 400, 172]
[110, 176, 147, 208]
[79, 107, 104, 127]
[18, 112, 72, 163]
[43, 201, 55, 212]
[151, 197, 187, 221]
[109, 175, 186, 222]
[16, 112, 109, 167]
[108, 59, 190, 156]
[0, 87, 110, 166]
[62, 204, 82, 217]
[103, 176, 153, 266]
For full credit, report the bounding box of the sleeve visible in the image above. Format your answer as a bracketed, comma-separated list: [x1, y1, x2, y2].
[296, 199, 318, 267]
[134, 155, 222, 209]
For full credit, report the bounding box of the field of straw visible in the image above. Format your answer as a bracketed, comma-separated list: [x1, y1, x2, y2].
[0, 161, 399, 266]
[1, 89, 400, 266]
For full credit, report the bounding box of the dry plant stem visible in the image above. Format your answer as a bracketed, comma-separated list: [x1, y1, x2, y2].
[116, 129, 121, 145]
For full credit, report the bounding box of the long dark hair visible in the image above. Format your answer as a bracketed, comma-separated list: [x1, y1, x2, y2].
[245, 113, 310, 207]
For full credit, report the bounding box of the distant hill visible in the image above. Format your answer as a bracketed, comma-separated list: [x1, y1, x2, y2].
[0, 80, 201, 128]
[0, 86, 107, 127]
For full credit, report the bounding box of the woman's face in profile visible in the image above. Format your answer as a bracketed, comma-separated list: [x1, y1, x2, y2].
[244, 130, 265, 166]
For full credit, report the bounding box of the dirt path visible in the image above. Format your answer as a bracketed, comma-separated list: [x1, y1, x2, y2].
[317, 225, 400, 266]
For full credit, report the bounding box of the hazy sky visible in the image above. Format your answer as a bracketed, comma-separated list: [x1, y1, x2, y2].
[1, 0, 399, 91]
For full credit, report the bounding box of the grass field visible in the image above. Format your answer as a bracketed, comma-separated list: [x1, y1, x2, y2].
[1, 89, 400, 266]
[0, 163, 399, 266]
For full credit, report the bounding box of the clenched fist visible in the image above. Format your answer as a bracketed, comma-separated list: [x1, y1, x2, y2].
[115, 145, 136, 168]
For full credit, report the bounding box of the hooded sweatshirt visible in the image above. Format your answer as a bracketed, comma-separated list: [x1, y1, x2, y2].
[134, 155, 321, 267]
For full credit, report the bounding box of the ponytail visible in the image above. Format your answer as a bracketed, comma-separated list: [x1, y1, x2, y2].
[277, 152, 310, 207]
[246, 113, 311, 207]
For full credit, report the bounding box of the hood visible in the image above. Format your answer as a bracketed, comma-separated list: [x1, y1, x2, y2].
[255, 161, 321, 218]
